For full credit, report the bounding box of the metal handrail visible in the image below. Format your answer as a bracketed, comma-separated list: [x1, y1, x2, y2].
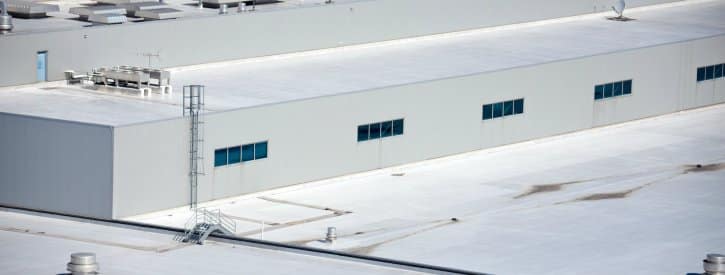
[181, 207, 236, 242]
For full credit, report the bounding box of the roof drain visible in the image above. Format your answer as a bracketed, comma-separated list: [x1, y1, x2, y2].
[0, 0, 12, 34]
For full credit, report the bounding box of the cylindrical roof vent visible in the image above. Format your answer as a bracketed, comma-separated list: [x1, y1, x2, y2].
[67, 252, 100, 275]
[0, 0, 13, 34]
[704, 253, 725, 275]
[325, 227, 337, 242]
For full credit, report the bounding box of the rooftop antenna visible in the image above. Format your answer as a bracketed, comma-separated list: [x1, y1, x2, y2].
[140, 50, 161, 68]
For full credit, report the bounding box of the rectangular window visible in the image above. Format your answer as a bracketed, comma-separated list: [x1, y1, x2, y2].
[623, 80, 632, 95]
[254, 141, 268, 159]
[697, 64, 725, 82]
[706, 66, 715, 80]
[242, 144, 254, 161]
[503, 101, 514, 116]
[482, 104, 493, 120]
[603, 83, 613, 98]
[380, 121, 393, 137]
[514, 99, 524, 114]
[215, 140, 269, 167]
[613, 81, 623, 97]
[358, 119, 404, 142]
[369, 123, 381, 139]
[214, 148, 228, 167]
[228, 146, 241, 164]
[392, 119, 404, 136]
[357, 125, 369, 142]
[492, 102, 503, 118]
[482, 98, 524, 121]
[594, 85, 604, 100]
[595, 79, 632, 100]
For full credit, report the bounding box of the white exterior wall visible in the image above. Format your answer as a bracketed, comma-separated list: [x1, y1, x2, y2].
[0, 114, 113, 218]
[111, 35, 725, 218]
[112, 119, 189, 218]
[0, 0, 681, 87]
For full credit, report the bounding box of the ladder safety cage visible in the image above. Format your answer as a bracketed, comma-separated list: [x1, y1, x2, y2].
[183, 85, 205, 210]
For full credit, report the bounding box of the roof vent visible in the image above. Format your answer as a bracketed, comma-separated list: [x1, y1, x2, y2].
[325, 227, 337, 242]
[67, 252, 99, 275]
[0, 0, 13, 34]
[704, 253, 725, 275]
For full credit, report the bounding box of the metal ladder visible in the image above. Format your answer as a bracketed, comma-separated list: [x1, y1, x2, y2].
[176, 208, 237, 244]
[183, 85, 204, 210]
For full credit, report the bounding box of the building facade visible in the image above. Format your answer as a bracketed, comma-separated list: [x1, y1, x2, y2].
[1, 0, 723, 219]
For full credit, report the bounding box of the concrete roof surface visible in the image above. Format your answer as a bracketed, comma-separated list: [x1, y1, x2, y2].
[1, 0, 725, 126]
[129, 103, 725, 274]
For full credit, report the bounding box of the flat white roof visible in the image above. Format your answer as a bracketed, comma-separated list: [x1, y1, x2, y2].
[0, 209, 423, 274]
[1, 0, 725, 126]
[130, 103, 725, 274]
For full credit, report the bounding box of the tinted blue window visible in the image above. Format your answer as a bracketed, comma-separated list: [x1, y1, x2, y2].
[482, 104, 493, 120]
[613, 81, 623, 97]
[254, 142, 268, 159]
[514, 99, 524, 114]
[492, 102, 503, 118]
[715, 64, 723, 79]
[214, 148, 228, 167]
[595, 85, 604, 100]
[393, 119, 404, 136]
[503, 101, 514, 116]
[603, 83, 613, 98]
[623, 80, 632, 95]
[697, 67, 706, 82]
[706, 66, 715, 80]
[357, 125, 369, 142]
[380, 121, 393, 137]
[369, 123, 381, 139]
[228, 146, 241, 164]
[242, 144, 254, 161]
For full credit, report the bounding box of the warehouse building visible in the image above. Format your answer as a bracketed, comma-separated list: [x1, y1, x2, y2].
[0, 0, 724, 219]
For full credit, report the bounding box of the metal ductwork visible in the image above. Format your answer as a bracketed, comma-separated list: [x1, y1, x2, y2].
[0, 0, 12, 34]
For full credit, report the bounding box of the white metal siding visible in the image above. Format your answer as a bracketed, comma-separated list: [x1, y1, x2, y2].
[0, 114, 113, 218]
[111, 35, 725, 218]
